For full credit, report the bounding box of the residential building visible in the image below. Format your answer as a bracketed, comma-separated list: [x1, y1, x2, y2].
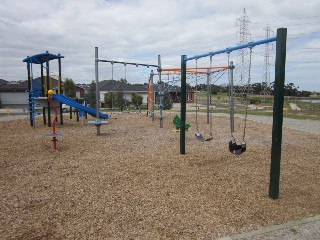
[0, 78, 85, 108]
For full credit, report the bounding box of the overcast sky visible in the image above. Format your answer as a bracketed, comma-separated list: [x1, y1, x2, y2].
[0, 0, 319, 91]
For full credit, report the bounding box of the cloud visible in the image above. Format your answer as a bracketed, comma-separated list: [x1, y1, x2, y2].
[0, 0, 319, 91]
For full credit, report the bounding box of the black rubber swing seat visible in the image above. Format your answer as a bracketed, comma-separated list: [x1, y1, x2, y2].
[195, 132, 205, 142]
[229, 139, 246, 155]
[205, 136, 213, 141]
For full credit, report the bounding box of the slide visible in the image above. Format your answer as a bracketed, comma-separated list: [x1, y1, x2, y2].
[52, 94, 108, 119]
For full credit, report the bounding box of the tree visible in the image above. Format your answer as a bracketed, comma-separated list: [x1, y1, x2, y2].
[131, 93, 143, 109]
[104, 92, 113, 109]
[116, 91, 125, 111]
[211, 84, 220, 95]
[297, 90, 311, 97]
[63, 78, 76, 98]
[162, 92, 173, 110]
[251, 83, 262, 95]
[86, 81, 96, 108]
[284, 83, 299, 96]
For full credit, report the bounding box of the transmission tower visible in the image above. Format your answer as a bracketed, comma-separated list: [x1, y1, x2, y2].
[262, 24, 274, 97]
[235, 8, 251, 96]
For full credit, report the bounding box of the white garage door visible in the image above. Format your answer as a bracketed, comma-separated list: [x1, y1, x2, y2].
[0, 92, 28, 105]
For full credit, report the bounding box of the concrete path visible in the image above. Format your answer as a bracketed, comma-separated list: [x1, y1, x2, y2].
[193, 113, 320, 135]
[219, 215, 320, 240]
[244, 115, 320, 135]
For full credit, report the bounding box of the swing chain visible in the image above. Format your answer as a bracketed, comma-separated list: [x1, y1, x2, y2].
[195, 58, 200, 133]
[209, 55, 213, 139]
[111, 61, 114, 80]
[227, 52, 234, 139]
[242, 47, 253, 143]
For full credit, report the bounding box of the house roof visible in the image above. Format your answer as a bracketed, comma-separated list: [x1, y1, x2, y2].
[98, 79, 191, 93]
[23, 51, 64, 64]
[0, 81, 28, 91]
[0, 77, 61, 92]
[0, 79, 8, 86]
[98, 80, 148, 92]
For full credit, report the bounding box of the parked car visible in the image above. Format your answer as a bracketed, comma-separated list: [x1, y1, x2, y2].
[62, 104, 76, 113]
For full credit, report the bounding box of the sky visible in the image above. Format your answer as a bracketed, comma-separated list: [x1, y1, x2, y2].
[0, 0, 319, 92]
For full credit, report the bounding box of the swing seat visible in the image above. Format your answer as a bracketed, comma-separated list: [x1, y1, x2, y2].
[45, 133, 63, 137]
[195, 132, 205, 142]
[205, 136, 213, 142]
[229, 139, 246, 155]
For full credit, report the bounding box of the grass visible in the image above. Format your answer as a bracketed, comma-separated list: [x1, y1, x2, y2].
[191, 93, 320, 121]
[0, 113, 28, 117]
[290, 227, 298, 235]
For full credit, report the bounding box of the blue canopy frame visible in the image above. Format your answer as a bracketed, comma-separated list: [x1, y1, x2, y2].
[23, 51, 64, 64]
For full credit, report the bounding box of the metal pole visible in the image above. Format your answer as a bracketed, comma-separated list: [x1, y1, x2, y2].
[46, 61, 51, 127]
[229, 61, 235, 133]
[58, 56, 63, 125]
[151, 70, 155, 121]
[269, 28, 287, 200]
[40, 63, 46, 125]
[95, 47, 101, 136]
[27, 62, 33, 126]
[207, 70, 210, 124]
[180, 55, 187, 154]
[99, 59, 158, 68]
[158, 55, 163, 128]
[186, 37, 277, 61]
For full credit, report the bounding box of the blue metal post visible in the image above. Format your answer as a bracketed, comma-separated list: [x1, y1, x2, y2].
[95, 47, 101, 136]
[27, 62, 33, 126]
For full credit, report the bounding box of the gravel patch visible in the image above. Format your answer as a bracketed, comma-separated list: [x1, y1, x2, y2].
[1, 113, 319, 239]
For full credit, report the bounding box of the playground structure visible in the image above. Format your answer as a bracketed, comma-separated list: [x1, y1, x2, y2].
[23, 51, 108, 131]
[172, 115, 190, 132]
[179, 28, 287, 199]
[22, 29, 286, 199]
[23, 52, 64, 127]
[152, 66, 229, 127]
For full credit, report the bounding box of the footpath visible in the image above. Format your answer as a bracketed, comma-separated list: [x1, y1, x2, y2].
[219, 215, 320, 240]
[0, 108, 28, 121]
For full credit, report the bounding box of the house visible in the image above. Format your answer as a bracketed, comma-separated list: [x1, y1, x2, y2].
[74, 86, 85, 99]
[97, 79, 195, 106]
[0, 79, 8, 86]
[98, 80, 149, 104]
[0, 81, 29, 108]
[0, 78, 85, 108]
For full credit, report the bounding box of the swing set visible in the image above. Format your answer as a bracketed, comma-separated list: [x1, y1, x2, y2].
[180, 28, 287, 200]
[94, 47, 161, 132]
[193, 58, 229, 142]
[153, 65, 228, 137]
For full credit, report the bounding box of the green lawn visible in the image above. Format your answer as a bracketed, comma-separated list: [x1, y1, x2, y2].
[190, 93, 320, 121]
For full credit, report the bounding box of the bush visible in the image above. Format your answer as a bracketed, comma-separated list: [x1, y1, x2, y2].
[249, 96, 261, 105]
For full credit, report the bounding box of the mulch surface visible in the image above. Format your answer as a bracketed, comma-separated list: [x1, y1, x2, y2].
[1, 112, 319, 239]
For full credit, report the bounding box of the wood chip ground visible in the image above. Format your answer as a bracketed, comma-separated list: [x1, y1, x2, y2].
[0, 112, 319, 239]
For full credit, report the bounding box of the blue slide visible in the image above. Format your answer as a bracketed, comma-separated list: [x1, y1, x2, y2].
[52, 94, 108, 119]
